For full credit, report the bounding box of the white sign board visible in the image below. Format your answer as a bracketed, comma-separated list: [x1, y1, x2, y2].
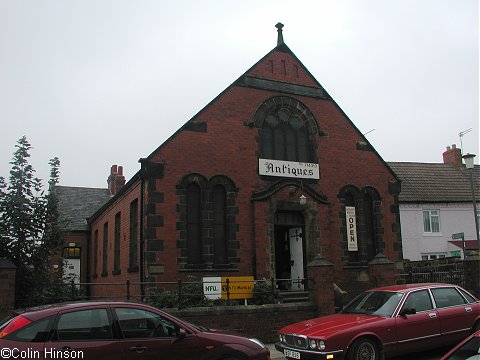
[203, 277, 221, 300]
[259, 159, 319, 179]
[346, 206, 358, 252]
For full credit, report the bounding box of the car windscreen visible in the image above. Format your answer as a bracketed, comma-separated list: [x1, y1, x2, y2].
[340, 291, 404, 317]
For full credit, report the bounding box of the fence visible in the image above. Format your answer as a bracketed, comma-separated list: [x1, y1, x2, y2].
[67, 277, 310, 306]
[396, 258, 471, 291]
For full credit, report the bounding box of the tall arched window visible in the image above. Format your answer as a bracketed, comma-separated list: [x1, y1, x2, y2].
[363, 187, 381, 261]
[264, 109, 310, 162]
[187, 183, 202, 264]
[256, 96, 318, 163]
[213, 185, 227, 264]
[180, 174, 238, 269]
[339, 185, 383, 265]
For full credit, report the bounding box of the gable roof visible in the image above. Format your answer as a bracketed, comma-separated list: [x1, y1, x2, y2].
[55, 186, 112, 231]
[143, 29, 397, 180]
[388, 162, 480, 203]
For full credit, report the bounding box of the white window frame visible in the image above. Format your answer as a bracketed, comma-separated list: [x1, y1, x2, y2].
[423, 209, 441, 234]
[421, 253, 446, 260]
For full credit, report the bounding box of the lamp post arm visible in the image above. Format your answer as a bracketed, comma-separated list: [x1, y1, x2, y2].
[468, 170, 480, 245]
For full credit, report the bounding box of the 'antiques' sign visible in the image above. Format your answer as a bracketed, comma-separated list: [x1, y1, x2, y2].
[346, 206, 358, 251]
[259, 159, 319, 179]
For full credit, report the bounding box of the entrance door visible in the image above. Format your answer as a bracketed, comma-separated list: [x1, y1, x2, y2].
[274, 212, 305, 291]
[289, 227, 304, 290]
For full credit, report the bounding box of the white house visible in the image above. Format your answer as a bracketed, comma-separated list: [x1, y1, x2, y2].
[389, 144, 480, 261]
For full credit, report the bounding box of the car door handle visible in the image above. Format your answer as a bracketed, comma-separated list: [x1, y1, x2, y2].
[129, 345, 148, 352]
[428, 313, 437, 318]
[466, 307, 473, 312]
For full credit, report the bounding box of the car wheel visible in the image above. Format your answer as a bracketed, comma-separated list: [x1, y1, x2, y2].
[347, 338, 380, 360]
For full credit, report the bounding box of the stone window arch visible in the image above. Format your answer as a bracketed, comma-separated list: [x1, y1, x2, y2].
[178, 174, 238, 269]
[254, 96, 318, 163]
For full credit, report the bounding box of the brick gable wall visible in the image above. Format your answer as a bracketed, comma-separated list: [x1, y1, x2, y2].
[87, 46, 401, 299]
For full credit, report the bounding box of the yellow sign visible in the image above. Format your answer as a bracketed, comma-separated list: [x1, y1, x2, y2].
[221, 276, 254, 300]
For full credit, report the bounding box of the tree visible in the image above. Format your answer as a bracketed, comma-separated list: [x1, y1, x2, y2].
[0, 136, 67, 306]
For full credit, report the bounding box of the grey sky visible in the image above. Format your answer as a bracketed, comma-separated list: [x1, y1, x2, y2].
[0, 0, 478, 188]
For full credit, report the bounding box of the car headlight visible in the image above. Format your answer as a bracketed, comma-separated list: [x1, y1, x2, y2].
[308, 339, 326, 350]
[249, 338, 266, 349]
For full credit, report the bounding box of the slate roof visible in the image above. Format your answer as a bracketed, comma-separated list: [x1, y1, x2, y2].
[388, 162, 480, 203]
[55, 186, 112, 231]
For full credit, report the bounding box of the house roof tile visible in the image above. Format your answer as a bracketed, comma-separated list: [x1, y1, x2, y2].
[388, 162, 480, 203]
[55, 186, 111, 231]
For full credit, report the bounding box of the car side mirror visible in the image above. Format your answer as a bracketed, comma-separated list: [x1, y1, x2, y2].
[172, 328, 187, 343]
[400, 308, 416, 317]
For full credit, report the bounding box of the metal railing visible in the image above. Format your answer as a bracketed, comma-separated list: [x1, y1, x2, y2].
[396, 259, 467, 288]
[66, 277, 311, 305]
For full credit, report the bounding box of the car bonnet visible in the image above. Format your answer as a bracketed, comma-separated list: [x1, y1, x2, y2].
[280, 313, 386, 338]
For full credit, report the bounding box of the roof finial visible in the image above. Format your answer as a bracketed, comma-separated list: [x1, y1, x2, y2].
[275, 22, 284, 46]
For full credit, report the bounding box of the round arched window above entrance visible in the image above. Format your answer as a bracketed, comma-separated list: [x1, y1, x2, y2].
[254, 96, 318, 163]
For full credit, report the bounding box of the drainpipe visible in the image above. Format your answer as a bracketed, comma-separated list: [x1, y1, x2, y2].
[139, 159, 146, 299]
[251, 199, 257, 278]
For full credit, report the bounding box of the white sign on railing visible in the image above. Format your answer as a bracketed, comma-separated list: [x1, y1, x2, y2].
[258, 159, 319, 179]
[346, 206, 358, 252]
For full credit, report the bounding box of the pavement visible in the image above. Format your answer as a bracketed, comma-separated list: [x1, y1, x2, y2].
[267, 343, 285, 359]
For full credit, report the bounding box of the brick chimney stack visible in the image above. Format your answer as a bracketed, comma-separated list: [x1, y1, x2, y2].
[442, 144, 462, 167]
[107, 165, 126, 195]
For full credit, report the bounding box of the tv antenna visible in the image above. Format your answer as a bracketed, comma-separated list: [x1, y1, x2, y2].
[459, 128, 472, 155]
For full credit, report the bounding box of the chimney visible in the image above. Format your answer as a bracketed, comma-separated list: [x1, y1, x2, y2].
[107, 165, 126, 195]
[442, 144, 462, 167]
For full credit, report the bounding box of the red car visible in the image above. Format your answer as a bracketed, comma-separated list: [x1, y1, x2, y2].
[276, 283, 480, 360]
[440, 329, 480, 360]
[0, 301, 270, 360]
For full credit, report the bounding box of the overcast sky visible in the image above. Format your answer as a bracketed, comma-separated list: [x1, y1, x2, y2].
[0, 0, 478, 188]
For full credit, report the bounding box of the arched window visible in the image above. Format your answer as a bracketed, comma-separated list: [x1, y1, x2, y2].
[213, 185, 227, 264]
[364, 193, 376, 260]
[179, 174, 238, 269]
[256, 96, 317, 163]
[339, 185, 383, 265]
[363, 187, 381, 261]
[186, 183, 202, 264]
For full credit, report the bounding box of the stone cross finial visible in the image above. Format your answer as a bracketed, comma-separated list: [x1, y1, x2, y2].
[276, 22, 284, 45]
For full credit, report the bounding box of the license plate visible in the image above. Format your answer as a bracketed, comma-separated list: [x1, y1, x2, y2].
[284, 349, 301, 359]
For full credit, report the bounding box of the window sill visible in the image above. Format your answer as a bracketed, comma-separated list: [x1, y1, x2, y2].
[422, 232, 443, 237]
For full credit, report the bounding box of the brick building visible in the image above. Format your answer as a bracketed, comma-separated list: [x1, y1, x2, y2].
[60, 24, 403, 299]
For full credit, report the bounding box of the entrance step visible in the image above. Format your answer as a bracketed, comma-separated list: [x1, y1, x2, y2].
[278, 291, 310, 304]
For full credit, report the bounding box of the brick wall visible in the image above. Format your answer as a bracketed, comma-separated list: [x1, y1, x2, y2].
[85, 42, 402, 299]
[166, 303, 318, 343]
[0, 260, 16, 317]
[88, 181, 142, 299]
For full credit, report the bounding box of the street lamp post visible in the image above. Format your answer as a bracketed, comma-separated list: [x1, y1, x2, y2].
[462, 153, 479, 253]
